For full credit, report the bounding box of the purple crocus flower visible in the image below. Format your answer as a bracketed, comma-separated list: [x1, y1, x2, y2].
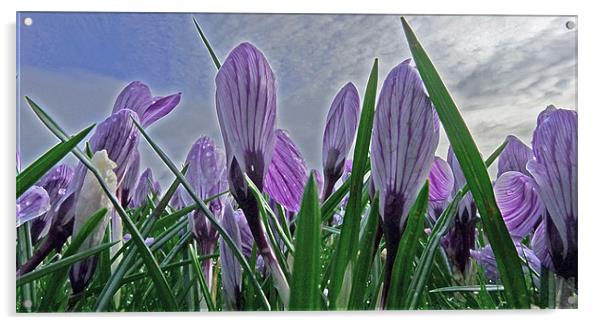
[370, 59, 439, 301]
[219, 201, 243, 310]
[526, 106, 577, 280]
[443, 146, 478, 278]
[16, 186, 50, 227]
[130, 168, 161, 209]
[494, 171, 543, 239]
[112, 81, 181, 128]
[497, 135, 533, 177]
[427, 156, 454, 221]
[264, 129, 309, 213]
[471, 243, 541, 282]
[531, 221, 554, 270]
[180, 136, 227, 287]
[119, 149, 140, 208]
[321, 83, 360, 201]
[215, 42, 288, 301]
[30, 164, 74, 243]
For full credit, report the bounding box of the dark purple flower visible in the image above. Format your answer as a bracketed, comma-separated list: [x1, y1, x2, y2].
[527, 107, 577, 280]
[497, 135, 533, 177]
[427, 156, 454, 221]
[370, 59, 439, 301]
[494, 171, 543, 239]
[444, 146, 478, 277]
[471, 243, 541, 282]
[112, 81, 181, 128]
[16, 186, 50, 227]
[321, 83, 360, 200]
[30, 164, 74, 243]
[264, 129, 309, 213]
[215, 42, 288, 300]
[130, 168, 161, 209]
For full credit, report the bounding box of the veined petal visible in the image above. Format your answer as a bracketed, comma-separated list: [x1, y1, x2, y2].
[370, 59, 439, 226]
[31, 164, 74, 241]
[322, 82, 360, 180]
[447, 146, 476, 221]
[119, 149, 140, 207]
[112, 81, 181, 127]
[16, 186, 50, 227]
[526, 107, 577, 273]
[494, 171, 543, 238]
[428, 156, 454, 205]
[531, 221, 554, 270]
[264, 129, 309, 213]
[216, 42, 277, 189]
[497, 135, 533, 177]
[131, 168, 160, 209]
[140, 93, 182, 127]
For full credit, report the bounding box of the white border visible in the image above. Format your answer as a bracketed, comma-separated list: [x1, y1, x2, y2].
[3, 0, 600, 324]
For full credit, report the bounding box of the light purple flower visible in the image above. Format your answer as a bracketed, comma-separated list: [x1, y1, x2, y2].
[494, 171, 543, 239]
[112, 81, 181, 128]
[16, 186, 50, 227]
[30, 164, 74, 242]
[321, 83, 360, 200]
[527, 106, 577, 280]
[264, 129, 309, 213]
[130, 168, 161, 209]
[170, 187, 187, 210]
[219, 201, 243, 310]
[497, 135, 533, 177]
[471, 243, 541, 282]
[427, 156, 454, 220]
[216, 42, 276, 192]
[370, 59, 439, 300]
[531, 221, 554, 270]
[119, 149, 140, 208]
[143, 237, 155, 246]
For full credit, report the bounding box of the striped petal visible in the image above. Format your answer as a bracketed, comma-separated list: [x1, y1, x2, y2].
[216, 42, 277, 190]
[131, 168, 161, 209]
[264, 129, 309, 213]
[16, 186, 50, 227]
[494, 171, 543, 238]
[497, 135, 533, 177]
[119, 148, 140, 207]
[526, 107, 577, 278]
[31, 164, 74, 241]
[428, 156, 454, 219]
[447, 146, 477, 221]
[531, 221, 554, 270]
[112, 81, 181, 127]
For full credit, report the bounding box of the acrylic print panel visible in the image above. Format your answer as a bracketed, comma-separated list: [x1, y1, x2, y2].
[16, 12, 577, 312]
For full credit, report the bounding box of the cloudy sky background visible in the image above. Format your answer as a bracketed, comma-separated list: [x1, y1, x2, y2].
[17, 13, 577, 186]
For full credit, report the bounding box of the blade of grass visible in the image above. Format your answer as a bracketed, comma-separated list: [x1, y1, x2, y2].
[328, 58, 378, 307]
[387, 182, 429, 309]
[16, 124, 94, 197]
[400, 17, 529, 309]
[192, 16, 221, 69]
[430, 284, 504, 293]
[188, 244, 216, 311]
[348, 196, 380, 310]
[26, 97, 178, 311]
[132, 117, 271, 310]
[402, 140, 508, 309]
[289, 174, 321, 310]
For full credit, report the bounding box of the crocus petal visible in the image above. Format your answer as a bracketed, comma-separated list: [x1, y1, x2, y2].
[447, 146, 477, 221]
[322, 83, 360, 187]
[69, 150, 118, 294]
[531, 221, 554, 270]
[370, 59, 439, 228]
[472, 243, 541, 282]
[16, 186, 50, 227]
[526, 107, 577, 278]
[497, 135, 533, 177]
[31, 164, 74, 242]
[494, 171, 543, 238]
[219, 201, 243, 310]
[428, 156, 454, 218]
[216, 42, 276, 190]
[264, 129, 309, 213]
[170, 187, 187, 210]
[113, 81, 181, 127]
[120, 149, 140, 207]
[131, 168, 160, 209]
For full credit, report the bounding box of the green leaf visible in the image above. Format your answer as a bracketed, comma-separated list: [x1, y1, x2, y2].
[328, 58, 378, 307]
[131, 117, 271, 310]
[289, 173, 322, 310]
[387, 182, 429, 309]
[25, 97, 177, 311]
[38, 208, 108, 311]
[429, 285, 504, 293]
[400, 17, 529, 309]
[16, 123, 94, 197]
[402, 140, 508, 309]
[347, 196, 380, 310]
[17, 242, 116, 287]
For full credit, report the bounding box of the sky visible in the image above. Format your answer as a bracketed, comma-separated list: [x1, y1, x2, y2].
[16, 13, 577, 186]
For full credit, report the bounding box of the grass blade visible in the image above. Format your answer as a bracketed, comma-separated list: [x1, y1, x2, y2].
[188, 244, 216, 311]
[16, 124, 94, 197]
[400, 17, 529, 308]
[192, 17, 221, 69]
[328, 58, 378, 307]
[430, 285, 504, 293]
[289, 174, 322, 310]
[387, 182, 429, 309]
